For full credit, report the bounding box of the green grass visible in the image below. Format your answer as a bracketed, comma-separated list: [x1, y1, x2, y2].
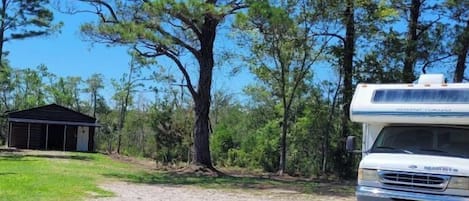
[0, 151, 135, 201]
[0, 150, 354, 201]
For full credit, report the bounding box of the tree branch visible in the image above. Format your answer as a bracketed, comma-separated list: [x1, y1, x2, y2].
[311, 33, 346, 44]
[417, 14, 441, 39]
[173, 13, 203, 39]
[152, 24, 201, 58]
[421, 53, 454, 74]
[286, 37, 331, 111]
[79, 0, 119, 23]
[163, 52, 197, 98]
[224, 1, 249, 16]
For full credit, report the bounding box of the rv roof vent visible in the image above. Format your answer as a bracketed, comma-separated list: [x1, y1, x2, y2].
[417, 74, 445, 85]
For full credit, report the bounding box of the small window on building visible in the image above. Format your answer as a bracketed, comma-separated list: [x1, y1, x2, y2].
[372, 89, 469, 104]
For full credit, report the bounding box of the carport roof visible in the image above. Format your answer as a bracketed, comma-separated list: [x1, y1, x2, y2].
[6, 104, 99, 126]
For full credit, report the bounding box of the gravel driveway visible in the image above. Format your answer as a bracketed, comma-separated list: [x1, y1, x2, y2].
[90, 181, 356, 201]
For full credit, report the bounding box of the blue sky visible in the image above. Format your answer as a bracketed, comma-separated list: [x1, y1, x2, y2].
[4, 10, 260, 104]
[5, 11, 131, 99]
[4, 6, 337, 106]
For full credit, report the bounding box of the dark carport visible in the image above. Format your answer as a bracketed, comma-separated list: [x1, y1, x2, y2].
[5, 104, 99, 152]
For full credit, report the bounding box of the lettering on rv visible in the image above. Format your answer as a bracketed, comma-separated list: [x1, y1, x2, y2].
[395, 108, 452, 113]
[424, 166, 459, 173]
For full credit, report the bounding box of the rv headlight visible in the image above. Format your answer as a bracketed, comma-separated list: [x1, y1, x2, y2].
[358, 168, 378, 181]
[448, 176, 469, 190]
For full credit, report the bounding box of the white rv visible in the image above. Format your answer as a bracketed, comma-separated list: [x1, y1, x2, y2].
[347, 74, 469, 201]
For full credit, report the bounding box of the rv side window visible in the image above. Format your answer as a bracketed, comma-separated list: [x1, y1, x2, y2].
[372, 89, 469, 104]
[371, 126, 469, 158]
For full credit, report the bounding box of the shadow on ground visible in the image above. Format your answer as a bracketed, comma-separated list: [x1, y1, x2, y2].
[103, 171, 354, 197]
[20, 154, 92, 161]
[0, 149, 94, 161]
[0, 148, 22, 153]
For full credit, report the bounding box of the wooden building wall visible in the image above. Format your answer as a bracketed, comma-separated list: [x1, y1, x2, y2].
[29, 124, 45, 149]
[88, 127, 95, 152]
[9, 123, 93, 151]
[65, 126, 77, 151]
[47, 124, 64, 150]
[10, 123, 28, 148]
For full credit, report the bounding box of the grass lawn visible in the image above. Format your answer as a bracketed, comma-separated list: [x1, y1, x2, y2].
[0, 150, 135, 201]
[0, 149, 354, 201]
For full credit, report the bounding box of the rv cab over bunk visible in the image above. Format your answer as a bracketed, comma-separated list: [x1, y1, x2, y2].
[348, 74, 469, 201]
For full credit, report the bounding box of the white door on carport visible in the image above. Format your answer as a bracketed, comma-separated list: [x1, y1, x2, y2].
[77, 126, 89, 151]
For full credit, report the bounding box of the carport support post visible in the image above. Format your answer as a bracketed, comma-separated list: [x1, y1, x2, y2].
[27, 123, 31, 149]
[45, 124, 49, 150]
[7, 122, 11, 147]
[63, 125, 67, 151]
[7, 122, 13, 147]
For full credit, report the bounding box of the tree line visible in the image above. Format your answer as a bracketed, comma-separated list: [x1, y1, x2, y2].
[0, 0, 468, 178]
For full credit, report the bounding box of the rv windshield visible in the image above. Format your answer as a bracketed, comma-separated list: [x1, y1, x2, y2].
[371, 126, 469, 158]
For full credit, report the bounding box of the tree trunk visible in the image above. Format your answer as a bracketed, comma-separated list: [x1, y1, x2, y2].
[335, 0, 355, 179]
[191, 56, 213, 167]
[75, 90, 81, 113]
[116, 65, 134, 154]
[279, 110, 289, 175]
[116, 97, 126, 154]
[403, 0, 420, 83]
[343, 0, 354, 123]
[108, 136, 112, 153]
[93, 90, 97, 118]
[0, 0, 6, 67]
[322, 77, 341, 173]
[117, 96, 129, 154]
[190, 13, 217, 168]
[1, 89, 8, 111]
[453, 20, 469, 83]
[192, 66, 213, 167]
[141, 122, 145, 155]
[116, 120, 124, 153]
[193, 99, 212, 167]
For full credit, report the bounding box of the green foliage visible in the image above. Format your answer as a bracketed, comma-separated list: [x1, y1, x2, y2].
[8, 66, 50, 110]
[211, 124, 236, 166]
[4, 0, 469, 181]
[78, 0, 249, 167]
[235, 0, 323, 174]
[0, 0, 62, 61]
[148, 102, 183, 162]
[1, 0, 62, 38]
[247, 120, 281, 172]
[47, 76, 82, 110]
[0, 152, 136, 201]
[214, 112, 281, 172]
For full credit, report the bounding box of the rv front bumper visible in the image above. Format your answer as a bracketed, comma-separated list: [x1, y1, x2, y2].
[357, 186, 469, 201]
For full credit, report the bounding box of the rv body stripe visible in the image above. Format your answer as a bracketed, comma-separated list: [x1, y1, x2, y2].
[351, 111, 469, 117]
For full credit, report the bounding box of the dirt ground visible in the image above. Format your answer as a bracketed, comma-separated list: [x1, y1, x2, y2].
[94, 153, 357, 201]
[0, 149, 356, 201]
[90, 181, 356, 201]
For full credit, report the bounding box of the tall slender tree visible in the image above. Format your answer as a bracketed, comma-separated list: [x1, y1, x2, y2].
[76, 0, 247, 169]
[113, 58, 145, 154]
[309, 0, 357, 177]
[388, 0, 448, 81]
[86, 73, 104, 118]
[402, 0, 421, 82]
[236, 0, 326, 175]
[311, 0, 397, 177]
[447, 0, 469, 82]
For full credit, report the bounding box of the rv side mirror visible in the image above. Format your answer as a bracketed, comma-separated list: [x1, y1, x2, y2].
[346, 136, 356, 152]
